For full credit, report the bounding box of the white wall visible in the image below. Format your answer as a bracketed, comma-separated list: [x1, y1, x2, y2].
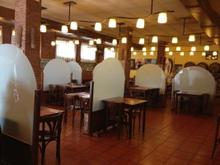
[92, 59, 125, 111]
[0, 44, 36, 144]
[67, 61, 82, 84]
[135, 64, 166, 94]
[43, 59, 71, 90]
[173, 66, 216, 98]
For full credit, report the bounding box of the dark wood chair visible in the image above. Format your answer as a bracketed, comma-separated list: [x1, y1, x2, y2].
[48, 84, 55, 104]
[212, 115, 220, 158]
[38, 113, 63, 165]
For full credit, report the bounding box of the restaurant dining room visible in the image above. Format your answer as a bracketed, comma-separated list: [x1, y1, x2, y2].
[0, 0, 220, 164]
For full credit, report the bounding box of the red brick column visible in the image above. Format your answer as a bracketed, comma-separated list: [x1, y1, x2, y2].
[157, 41, 166, 69]
[2, 24, 12, 44]
[15, 0, 41, 88]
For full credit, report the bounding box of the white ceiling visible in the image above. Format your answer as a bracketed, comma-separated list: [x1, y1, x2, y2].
[0, 0, 213, 44]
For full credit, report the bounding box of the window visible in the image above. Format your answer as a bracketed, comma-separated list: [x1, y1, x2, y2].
[104, 47, 116, 59]
[80, 43, 96, 62]
[56, 38, 76, 60]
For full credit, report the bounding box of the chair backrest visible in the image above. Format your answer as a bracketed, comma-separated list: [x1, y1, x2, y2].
[39, 113, 63, 140]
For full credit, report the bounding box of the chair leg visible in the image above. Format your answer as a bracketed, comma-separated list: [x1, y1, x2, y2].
[56, 138, 61, 164]
[212, 118, 220, 158]
[41, 143, 46, 165]
[133, 115, 136, 136]
[138, 111, 141, 132]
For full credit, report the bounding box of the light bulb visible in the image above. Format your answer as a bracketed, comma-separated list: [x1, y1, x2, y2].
[133, 51, 137, 55]
[136, 18, 145, 29]
[112, 39, 117, 45]
[176, 46, 181, 51]
[188, 34, 195, 42]
[158, 12, 167, 24]
[142, 47, 147, 52]
[74, 40, 80, 45]
[89, 40, 94, 46]
[204, 45, 210, 51]
[121, 37, 127, 44]
[61, 25, 68, 33]
[139, 38, 145, 45]
[213, 51, 218, 56]
[151, 46, 156, 51]
[191, 46, 196, 52]
[172, 37, 178, 44]
[165, 47, 170, 52]
[189, 51, 194, 56]
[96, 38, 102, 44]
[143, 52, 147, 56]
[150, 51, 154, 56]
[12, 30, 16, 36]
[180, 52, 184, 56]
[130, 47, 134, 52]
[108, 18, 117, 28]
[152, 36, 158, 43]
[40, 24, 47, 33]
[202, 52, 206, 56]
[70, 21, 78, 30]
[51, 41, 56, 46]
[94, 22, 102, 31]
[168, 51, 173, 56]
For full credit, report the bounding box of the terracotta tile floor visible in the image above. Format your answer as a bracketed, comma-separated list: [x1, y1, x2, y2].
[42, 98, 220, 165]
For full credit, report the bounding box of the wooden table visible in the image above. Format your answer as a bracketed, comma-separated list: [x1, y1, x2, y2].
[103, 97, 148, 139]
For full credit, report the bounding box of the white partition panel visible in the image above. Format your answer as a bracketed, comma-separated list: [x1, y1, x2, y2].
[43, 59, 71, 90]
[135, 64, 166, 94]
[92, 59, 125, 111]
[0, 44, 36, 144]
[173, 66, 216, 98]
[67, 61, 82, 84]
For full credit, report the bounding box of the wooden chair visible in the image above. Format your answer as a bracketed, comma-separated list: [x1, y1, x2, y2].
[38, 113, 63, 165]
[48, 84, 55, 104]
[212, 115, 220, 158]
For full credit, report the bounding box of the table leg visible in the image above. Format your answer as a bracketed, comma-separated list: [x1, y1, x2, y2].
[128, 109, 132, 139]
[142, 104, 146, 136]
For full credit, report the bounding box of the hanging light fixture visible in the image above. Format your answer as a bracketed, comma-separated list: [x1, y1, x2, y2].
[213, 51, 218, 56]
[165, 47, 169, 52]
[157, 12, 167, 24]
[40, 24, 47, 33]
[191, 46, 196, 52]
[176, 46, 181, 51]
[172, 37, 178, 44]
[202, 52, 206, 56]
[94, 22, 102, 31]
[189, 51, 194, 56]
[188, 34, 195, 42]
[130, 47, 134, 52]
[136, 18, 145, 29]
[180, 52, 184, 56]
[108, 18, 117, 28]
[150, 51, 154, 56]
[121, 37, 127, 44]
[112, 39, 117, 45]
[142, 47, 147, 52]
[139, 38, 145, 45]
[152, 36, 158, 43]
[168, 51, 173, 56]
[143, 52, 147, 56]
[204, 45, 210, 51]
[133, 51, 137, 55]
[151, 46, 156, 51]
[70, 21, 78, 30]
[61, 25, 68, 33]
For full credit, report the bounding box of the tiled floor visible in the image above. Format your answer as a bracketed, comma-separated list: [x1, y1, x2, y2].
[42, 98, 220, 165]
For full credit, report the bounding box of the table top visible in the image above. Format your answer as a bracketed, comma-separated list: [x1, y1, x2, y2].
[40, 106, 63, 118]
[103, 97, 147, 106]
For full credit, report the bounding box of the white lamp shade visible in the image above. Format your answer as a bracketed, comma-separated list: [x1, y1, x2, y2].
[89, 40, 94, 46]
[40, 24, 47, 33]
[204, 45, 210, 51]
[139, 38, 145, 45]
[94, 22, 102, 31]
[188, 34, 195, 42]
[112, 39, 117, 45]
[191, 46, 196, 52]
[61, 25, 68, 33]
[121, 37, 127, 44]
[136, 18, 145, 29]
[152, 36, 158, 43]
[96, 38, 102, 44]
[70, 21, 78, 30]
[142, 47, 147, 52]
[176, 46, 181, 51]
[172, 37, 178, 44]
[158, 12, 167, 24]
[108, 18, 117, 28]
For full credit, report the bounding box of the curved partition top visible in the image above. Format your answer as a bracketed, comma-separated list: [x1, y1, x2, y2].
[67, 61, 82, 84]
[173, 66, 216, 97]
[135, 64, 166, 94]
[92, 59, 125, 111]
[43, 59, 71, 90]
[0, 44, 36, 144]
